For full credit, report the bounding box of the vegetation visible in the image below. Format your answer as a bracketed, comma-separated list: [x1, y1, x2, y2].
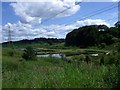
[65, 22, 120, 48]
[22, 46, 37, 61]
[2, 22, 120, 88]
[2, 42, 120, 88]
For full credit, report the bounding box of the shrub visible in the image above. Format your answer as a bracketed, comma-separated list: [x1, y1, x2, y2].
[106, 53, 117, 65]
[85, 55, 91, 64]
[98, 43, 106, 49]
[100, 55, 104, 65]
[8, 50, 14, 57]
[7, 48, 15, 57]
[79, 54, 86, 61]
[22, 46, 37, 61]
[117, 43, 120, 53]
[103, 65, 120, 88]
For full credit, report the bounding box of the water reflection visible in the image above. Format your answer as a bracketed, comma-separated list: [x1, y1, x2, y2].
[37, 54, 65, 58]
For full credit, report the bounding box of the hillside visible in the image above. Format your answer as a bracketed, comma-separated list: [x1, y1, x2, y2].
[65, 23, 120, 48]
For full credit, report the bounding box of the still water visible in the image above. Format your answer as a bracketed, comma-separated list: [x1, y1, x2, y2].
[37, 54, 65, 58]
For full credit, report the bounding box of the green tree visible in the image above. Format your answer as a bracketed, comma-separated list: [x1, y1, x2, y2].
[65, 29, 79, 46]
[115, 21, 120, 28]
[22, 46, 37, 61]
[65, 24, 117, 47]
[114, 21, 120, 38]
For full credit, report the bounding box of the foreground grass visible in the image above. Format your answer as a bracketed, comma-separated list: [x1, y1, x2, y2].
[2, 57, 120, 88]
[2, 57, 101, 88]
[2, 47, 120, 88]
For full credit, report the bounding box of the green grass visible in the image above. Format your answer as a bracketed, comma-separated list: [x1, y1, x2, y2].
[2, 44, 120, 88]
[2, 56, 106, 88]
[3, 56, 119, 88]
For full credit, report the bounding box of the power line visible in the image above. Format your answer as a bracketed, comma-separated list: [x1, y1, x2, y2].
[106, 17, 118, 22]
[33, 2, 82, 38]
[62, 17, 118, 32]
[34, 2, 118, 39]
[43, 4, 117, 29]
[41, 3, 117, 27]
[41, 1, 82, 24]
[65, 4, 118, 26]
[41, 3, 117, 26]
[33, 1, 83, 37]
[118, 1, 120, 21]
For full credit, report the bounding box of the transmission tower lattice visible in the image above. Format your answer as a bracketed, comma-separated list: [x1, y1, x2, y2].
[8, 25, 12, 46]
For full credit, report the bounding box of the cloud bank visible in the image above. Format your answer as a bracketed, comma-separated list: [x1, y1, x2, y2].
[2, 19, 110, 42]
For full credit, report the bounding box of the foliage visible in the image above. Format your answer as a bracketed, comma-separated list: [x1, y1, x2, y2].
[115, 21, 120, 28]
[107, 54, 116, 65]
[116, 43, 120, 53]
[65, 24, 119, 47]
[2, 24, 120, 88]
[8, 50, 14, 57]
[85, 55, 91, 64]
[2, 48, 21, 58]
[3, 53, 119, 88]
[100, 55, 104, 65]
[2, 44, 120, 88]
[98, 43, 106, 49]
[103, 65, 120, 88]
[22, 46, 37, 61]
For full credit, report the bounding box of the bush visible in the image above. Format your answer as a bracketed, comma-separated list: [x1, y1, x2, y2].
[7, 48, 15, 57]
[107, 55, 116, 65]
[22, 46, 37, 61]
[105, 52, 118, 65]
[85, 55, 91, 64]
[98, 43, 106, 49]
[117, 43, 120, 53]
[103, 65, 120, 88]
[100, 55, 104, 65]
[8, 50, 14, 57]
[79, 54, 86, 61]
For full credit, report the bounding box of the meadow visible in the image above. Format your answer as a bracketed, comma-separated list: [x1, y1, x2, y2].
[2, 42, 120, 88]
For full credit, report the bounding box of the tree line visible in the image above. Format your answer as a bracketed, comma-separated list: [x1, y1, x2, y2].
[2, 38, 65, 45]
[65, 21, 120, 48]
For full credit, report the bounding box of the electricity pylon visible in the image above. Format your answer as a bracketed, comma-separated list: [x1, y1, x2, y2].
[8, 25, 12, 47]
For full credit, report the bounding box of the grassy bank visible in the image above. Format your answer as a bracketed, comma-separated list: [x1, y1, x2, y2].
[2, 47, 120, 88]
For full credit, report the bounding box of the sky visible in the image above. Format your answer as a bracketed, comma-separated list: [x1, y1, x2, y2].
[1, 0, 119, 43]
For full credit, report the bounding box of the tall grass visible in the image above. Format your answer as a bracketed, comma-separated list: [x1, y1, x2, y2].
[2, 47, 120, 88]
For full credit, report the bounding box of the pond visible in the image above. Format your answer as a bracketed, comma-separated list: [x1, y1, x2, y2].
[91, 54, 99, 56]
[37, 53, 100, 58]
[37, 53, 65, 58]
[36, 51, 110, 58]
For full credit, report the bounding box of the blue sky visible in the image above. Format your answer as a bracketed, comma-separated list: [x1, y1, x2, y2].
[1, 1, 119, 42]
[42, 2, 118, 26]
[2, 2, 21, 25]
[2, 2, 118, 26]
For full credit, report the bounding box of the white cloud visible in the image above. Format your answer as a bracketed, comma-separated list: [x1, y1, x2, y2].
[2, 18, 110, 42]
[74, 19, 110, 27]
[112, 0, 119, 2]
[2, 21, 59, 42]
[74, 0, 118, 1]
[44, 19, 110, 38]
[10, 0, 80, 23]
